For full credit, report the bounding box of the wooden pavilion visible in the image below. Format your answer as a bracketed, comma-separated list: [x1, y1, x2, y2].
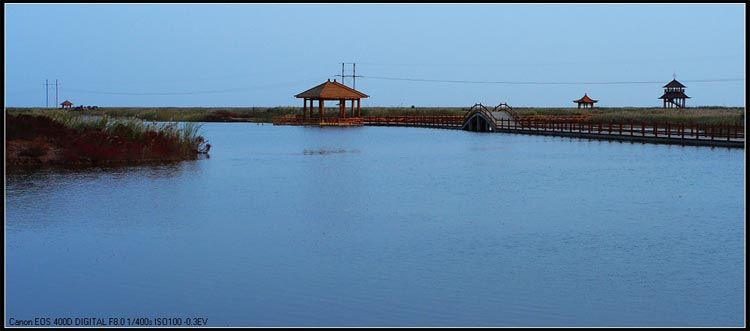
[573, 93, 598, 109]
[659, 79, 689, 108]
[295, 79, 369, 121]
[60, 100, 73, 109]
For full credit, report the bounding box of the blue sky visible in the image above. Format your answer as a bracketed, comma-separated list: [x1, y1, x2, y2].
[5, 4, 745, 107]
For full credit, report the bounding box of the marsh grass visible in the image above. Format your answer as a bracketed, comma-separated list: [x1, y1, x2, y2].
[22, 110, 207, 152]
[7, 106, 744, 126]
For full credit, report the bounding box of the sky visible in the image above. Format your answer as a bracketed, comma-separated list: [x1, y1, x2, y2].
[4, 4, 746, 107]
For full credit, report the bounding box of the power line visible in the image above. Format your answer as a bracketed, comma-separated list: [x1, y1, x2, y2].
[357, 55, 744, 67]
[64, 80, 312, 96]
[359, 75, 744, 85]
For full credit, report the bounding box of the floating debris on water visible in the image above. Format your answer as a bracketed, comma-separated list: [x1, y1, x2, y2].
[303, 148, 360, 155]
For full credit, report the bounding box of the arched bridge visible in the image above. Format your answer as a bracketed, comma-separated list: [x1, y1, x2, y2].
[461, 103, 517, 132]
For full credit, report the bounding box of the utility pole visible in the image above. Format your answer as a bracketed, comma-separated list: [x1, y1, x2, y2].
[44, 79, 49, 108]
[55, 79, 59, 107]
[336, 63, 361, 89]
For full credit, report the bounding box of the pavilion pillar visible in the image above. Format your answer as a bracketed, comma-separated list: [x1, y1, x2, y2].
[319, 99, 324, 119]
[357, 99, 361, 117]
[340, 99, 345, 118]
[350, 99, 355, 117]
[303, 98, 307, 119]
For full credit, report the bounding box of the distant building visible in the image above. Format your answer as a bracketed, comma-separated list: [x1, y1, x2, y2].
[659, 78, 689, 108]
[60, 100, 73, 109]
[573, 93, 598, 109]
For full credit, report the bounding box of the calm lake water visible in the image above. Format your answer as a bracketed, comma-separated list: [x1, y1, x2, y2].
[6, 124, 745, 327]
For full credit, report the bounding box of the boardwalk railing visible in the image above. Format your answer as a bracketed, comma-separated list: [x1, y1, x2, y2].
[273, 115, 363, 126]
[364, 114, 744, 145]
[275, 112, 744, 146]
[363, 115, 464, 128]
[494, 119, 744, 142]
[516, 114, 591, 123]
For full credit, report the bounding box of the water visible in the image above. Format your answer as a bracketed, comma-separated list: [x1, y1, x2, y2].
[5, 124, 745, 327]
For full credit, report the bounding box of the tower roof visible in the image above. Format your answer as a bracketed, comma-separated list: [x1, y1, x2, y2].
[659, 91, 690, 99]
[663, 79, 686, 88]
[295, 79, 369, 100]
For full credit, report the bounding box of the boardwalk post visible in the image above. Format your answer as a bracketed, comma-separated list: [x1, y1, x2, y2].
[727, 125, 731, 142]
[667, 123, 671, 138]
[641, 122, 645, 137]
[654, 122, 658, 137]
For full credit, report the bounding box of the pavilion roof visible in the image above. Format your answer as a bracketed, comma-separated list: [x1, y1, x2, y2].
[573, 93, 598, 103]
[663, 79, 686, 88]
[295, 79, 369, 100]
[61, 100, 73, 105]
[659, 91, 690, 99]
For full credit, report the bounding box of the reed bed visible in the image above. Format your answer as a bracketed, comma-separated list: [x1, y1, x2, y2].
[6, 111, 208, 167]
[7, 106, 744, 126]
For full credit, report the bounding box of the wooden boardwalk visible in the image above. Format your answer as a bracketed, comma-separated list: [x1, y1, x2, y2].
[273, 107, 744, 148]
[486, 119, 744, 148]
[363, 114, 744, 148]
[363, 115, 464, 128]
[273, 116, 363, 126]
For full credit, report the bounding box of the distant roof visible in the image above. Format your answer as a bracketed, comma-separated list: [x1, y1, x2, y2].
[663, 79, 686, 88]
[573, 93, 598, 103]
[61, 100, 73, 105]
[659, 91, 690, 99]
[295, 79, 369, 100]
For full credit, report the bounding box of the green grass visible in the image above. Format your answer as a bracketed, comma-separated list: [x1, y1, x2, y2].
[6, 106, 744, 126]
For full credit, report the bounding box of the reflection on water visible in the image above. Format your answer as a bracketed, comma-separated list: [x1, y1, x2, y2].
[5, 124, 745, 326]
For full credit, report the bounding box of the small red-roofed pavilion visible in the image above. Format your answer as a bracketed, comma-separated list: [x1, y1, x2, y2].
[573, 93, 598, 109]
